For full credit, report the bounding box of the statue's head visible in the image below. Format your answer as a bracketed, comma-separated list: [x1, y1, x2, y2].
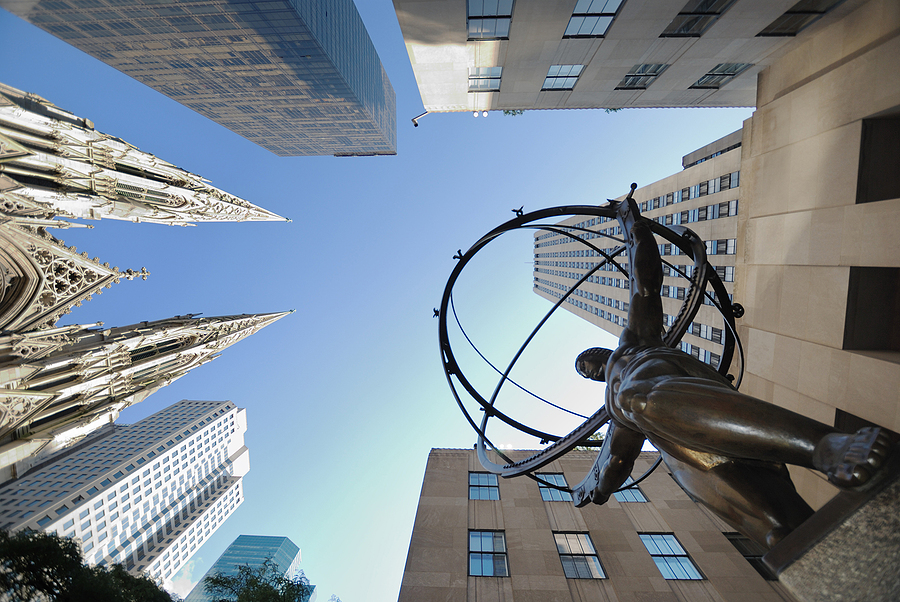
[576, 347, 613, 382]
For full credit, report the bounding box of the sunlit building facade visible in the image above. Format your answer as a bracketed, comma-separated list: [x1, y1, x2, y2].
[533, 130, 742, 367]
[0, 0, 396, 156]
[399, 448, 793, 601]
[393, 0, 856, 114]
[0, 399, 249, 583]
[185, 534, 311, 602]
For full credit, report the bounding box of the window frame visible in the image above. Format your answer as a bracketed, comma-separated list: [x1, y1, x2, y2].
[467, 0, 515, 40]
[639, 533, 704, 580]
[659, 0, 737, 38]
[690, 63, 753, 89]
[469, 472, 500, 500]
[615, 63, 669, 90]
[612, 476, 647, 502]
[468, 67, 503, 92]
[542, 65, 585, 91]
[536, 473, 573, 502]
[554, 532, 606, 579]
[563, 0, 624, 38]
[469, 530, 509, 577]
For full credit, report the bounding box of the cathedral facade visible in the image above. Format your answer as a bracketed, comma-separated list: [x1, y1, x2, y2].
[0, 82, 287, 483]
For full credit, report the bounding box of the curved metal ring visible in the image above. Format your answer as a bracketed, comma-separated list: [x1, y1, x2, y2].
[438, 203, 741, 485]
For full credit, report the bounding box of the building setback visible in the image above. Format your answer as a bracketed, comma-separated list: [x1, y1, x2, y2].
[0, 0, 396, 157]
[185, 534, 312, 602]
[399, 448, 794, 602]
[533, 130, 742, 368]
[0, 399, 249, 584]
[393, 0, 856, 114]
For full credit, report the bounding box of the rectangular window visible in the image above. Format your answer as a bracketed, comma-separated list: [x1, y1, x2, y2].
[564, 0, 623, 38]
[555, 533, 605, 578]
[612, 476, 647, 502]
[468, 67, 502, 91]
[725, 533, 776, 579]
[542, 65, 584, 91]
[857, 118, 900, 204]
[691, 63, 753, 89]
[469, 473, 500, 500]
[537, 473, 573, 501]
[467, 0, 514, 40]
[757, 0, 843, 37]
[843, 267, 900, 352]
[469, 531, 509, 576]
[639, 534, 703, 579]
[660, 0, 737, 37]
[615, 63, 670, 91]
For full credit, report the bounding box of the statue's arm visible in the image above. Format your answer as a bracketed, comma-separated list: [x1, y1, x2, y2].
[624, 217, 664, 343]
[575, 420, 646, 506]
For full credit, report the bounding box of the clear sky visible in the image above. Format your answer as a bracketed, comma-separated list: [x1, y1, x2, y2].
[0, 3, 753, 601]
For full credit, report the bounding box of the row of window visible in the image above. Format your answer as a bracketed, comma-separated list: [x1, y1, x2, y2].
[533, 171, 739, 250]
[467, 0, 842, 42]
[470, 472, 646, 503]
[469, 529, 701, 580]
[469, 62, 751, 93]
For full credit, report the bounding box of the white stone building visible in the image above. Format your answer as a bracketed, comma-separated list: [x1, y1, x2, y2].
[0, 399, 249, 583]
[393, 0, 854, 114]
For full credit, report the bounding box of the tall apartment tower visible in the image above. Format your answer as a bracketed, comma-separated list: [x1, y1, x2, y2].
[393, 0, 855, 114]
[0, 0, 396, 157]
[0, 399, 249, 585]
[399, 448, 793, 601]
[533, 130, 742, 367]
[0, 312, 289, 484]
[184, 534, 312, 602]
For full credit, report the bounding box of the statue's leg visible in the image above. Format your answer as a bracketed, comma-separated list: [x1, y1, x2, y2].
[655, 442, 813, 548]
[619, 376, 891, 486]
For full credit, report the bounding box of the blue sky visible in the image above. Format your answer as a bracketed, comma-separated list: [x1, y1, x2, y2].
[0, 3, 753, 600]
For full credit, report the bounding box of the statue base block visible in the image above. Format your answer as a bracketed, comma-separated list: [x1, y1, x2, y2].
[763, 447, 900, 602]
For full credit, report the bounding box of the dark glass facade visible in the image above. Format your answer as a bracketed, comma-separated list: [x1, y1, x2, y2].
[184, 534, 308, 601]
[1, 0, 396, 156]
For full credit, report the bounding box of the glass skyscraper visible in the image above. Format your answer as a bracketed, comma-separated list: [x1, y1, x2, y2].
[1, 0, 396, 156]
[185, 534, 311, 602]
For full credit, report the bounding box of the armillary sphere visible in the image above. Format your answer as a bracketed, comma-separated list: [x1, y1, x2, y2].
[437, 191, 745, 496]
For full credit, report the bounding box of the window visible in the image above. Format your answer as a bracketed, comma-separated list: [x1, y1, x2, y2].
[843, 267, 900, 352]
[725, 533, 776, 580]
[467, 0, 514, 40]
[690, 63, 753, 89]
[612, 476, 647, 502]
[616, 64, 669, 90]
[468, 473, 500, 500]
[555, 533, 605, 578]
[468, 67, 502, 91]
[542, 65, 584, 91]
[757, 0, 843, 36]
[564, 0, 623, 38]
[469, 531, 508, 576]
[639, 534, 703, 579]
[536, 474, 572, 501]
[857, 118, 900, 204]
[660, 0, 737, 37]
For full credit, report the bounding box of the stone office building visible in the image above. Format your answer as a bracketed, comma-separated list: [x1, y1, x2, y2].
[393, 0, 855, 115]
[533, 129, 743, 368]
[532, 0, 899, 510]
[399, 448, 794, 602]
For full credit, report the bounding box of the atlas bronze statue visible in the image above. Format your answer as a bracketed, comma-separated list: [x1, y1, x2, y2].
[574, 191, 890, 548]
[438, 185, 891, 552]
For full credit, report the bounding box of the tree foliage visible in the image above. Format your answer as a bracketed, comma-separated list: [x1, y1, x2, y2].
[0, 529, 175, 602]
[203, 558, 314, 602]
[502, 110, 524, 116]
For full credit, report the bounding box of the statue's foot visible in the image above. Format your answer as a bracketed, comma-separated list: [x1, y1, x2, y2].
[813, 427, 892, 487]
